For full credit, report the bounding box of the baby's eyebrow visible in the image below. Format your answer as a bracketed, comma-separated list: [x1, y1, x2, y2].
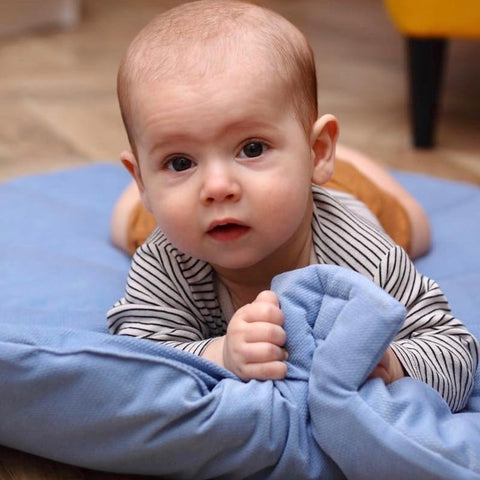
[212, 118, 284, 143]
[147, 134, 192, 157]
[146, 119, 282, 156]
[225, 119, 282, 134]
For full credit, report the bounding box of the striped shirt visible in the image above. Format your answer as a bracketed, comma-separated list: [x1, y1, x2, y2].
[108, 185, 478, 412]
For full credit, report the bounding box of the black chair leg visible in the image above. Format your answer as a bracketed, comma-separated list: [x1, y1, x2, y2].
[407, 37, 447, 148]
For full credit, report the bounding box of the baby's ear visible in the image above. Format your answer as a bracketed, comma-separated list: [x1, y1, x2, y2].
[120, 150, 152, 212]
[310, 114, 339, 185]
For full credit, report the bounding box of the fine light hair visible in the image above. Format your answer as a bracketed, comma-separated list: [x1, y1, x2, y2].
[117, 0, 318, 152]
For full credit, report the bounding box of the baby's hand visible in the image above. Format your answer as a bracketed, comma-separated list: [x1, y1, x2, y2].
[223, 290, 288, 381]
[369, 346, 405, 384]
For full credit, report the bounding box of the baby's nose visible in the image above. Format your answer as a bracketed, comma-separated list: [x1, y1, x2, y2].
[200, 165, 241, 204]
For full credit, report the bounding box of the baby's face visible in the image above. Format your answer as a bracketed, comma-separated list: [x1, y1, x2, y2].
[129, 62, 316, 275]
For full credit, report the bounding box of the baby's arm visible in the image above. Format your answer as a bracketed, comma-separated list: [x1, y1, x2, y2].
[108, 238, 225, 355]
[376, 245, 479, 411]
[202, 291, 288, 380]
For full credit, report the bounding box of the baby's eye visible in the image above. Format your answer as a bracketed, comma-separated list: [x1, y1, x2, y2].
[166, 156, 195, 172]
[239, 141, 268, 159]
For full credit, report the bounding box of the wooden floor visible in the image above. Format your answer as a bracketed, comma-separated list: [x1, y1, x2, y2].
[1, 0, 479, 185]
[0, 0, 479, 478]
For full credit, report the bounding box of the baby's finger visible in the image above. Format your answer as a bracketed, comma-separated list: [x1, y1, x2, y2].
[241, 360, 288, 381]
[243, 298, 284, 326]
[242, 342, 288, 364]
[255, 290, 280, 307]
[244, 321, 286, 346]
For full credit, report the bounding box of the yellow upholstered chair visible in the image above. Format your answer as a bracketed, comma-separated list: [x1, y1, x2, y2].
[383, 0, 480, 147]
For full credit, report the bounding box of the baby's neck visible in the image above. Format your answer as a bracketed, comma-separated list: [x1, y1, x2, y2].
[215, 235, 313, 311]
[229, 283, 267, 312]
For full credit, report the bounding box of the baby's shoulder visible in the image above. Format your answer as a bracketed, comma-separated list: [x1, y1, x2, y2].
[311, 185, 396, 256]
[138, 227, 212, 277]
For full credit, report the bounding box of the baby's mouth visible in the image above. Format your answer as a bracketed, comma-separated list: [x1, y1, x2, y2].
[207, 222, 250, 242]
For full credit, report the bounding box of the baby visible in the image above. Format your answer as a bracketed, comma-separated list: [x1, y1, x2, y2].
[108, 0, 478, 411]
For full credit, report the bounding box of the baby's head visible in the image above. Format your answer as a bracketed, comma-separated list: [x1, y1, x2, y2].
[117, 1, 339, 274]
[117, 0, 318, 152]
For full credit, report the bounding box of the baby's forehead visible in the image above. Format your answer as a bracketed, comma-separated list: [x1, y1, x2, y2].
[131, 49, 290, 111]
[138, 37, 280, 81]
[118, 1, 316, 142]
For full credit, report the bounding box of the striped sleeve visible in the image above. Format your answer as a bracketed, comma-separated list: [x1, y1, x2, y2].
[375, 245, 479, 412]
[312, 186, 479, 412]
[107, 230, 226, 356]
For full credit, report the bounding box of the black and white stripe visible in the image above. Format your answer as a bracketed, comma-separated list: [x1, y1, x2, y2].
[107, 185, 478, 412]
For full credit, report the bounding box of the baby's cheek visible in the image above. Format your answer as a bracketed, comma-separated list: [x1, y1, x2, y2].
[157, 210, 200, 253]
